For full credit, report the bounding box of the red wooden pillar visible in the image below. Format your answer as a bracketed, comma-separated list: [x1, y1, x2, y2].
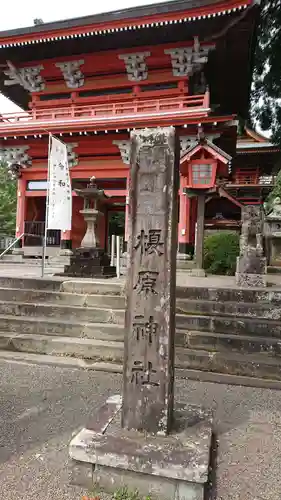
[178, 174, 191, 256]
[14, 178, 26, 252]
[190, 197, 198, 245]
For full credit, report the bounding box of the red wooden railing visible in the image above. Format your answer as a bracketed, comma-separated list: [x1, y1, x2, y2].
[232, 168, 276, 186]
[234, 168, 260, 185]
[0, 93, 209, 125]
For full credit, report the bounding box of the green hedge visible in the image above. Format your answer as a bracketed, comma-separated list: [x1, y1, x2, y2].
[203, 231, 240, 275]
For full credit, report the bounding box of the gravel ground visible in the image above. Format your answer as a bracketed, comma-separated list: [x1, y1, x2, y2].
[1, 360, 281, 500]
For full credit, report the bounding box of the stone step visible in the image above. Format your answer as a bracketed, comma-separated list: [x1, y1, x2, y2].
[175, 348, 281, 381]
[0, 315, 124, 339]
[0, 257, 65, 267]
[3, 314, 280, 356]
[0, 276, 63, 291]
[176, 298, 281, 320]
[0, 287, 86, 306]
[0, 332, 123, 362]
[0, 287, 126, 309]
[1, 276, 281, 307]
[0, 277, 123, 294]
[1, 330, 281, 382]
[0, 254, 23, 262]
[182, 330, 281, 355]
[1, 286, 281, 321]
[0, 350, 124, 373]
[0, 300, 125, 324]
[176, 313, 281, 337]
[2, 349, 281, 391]
[61, 280, 123, 295]
[176, 286, 281, 304]
[1, 303, 280, 340]
[3, 322, 277, 358]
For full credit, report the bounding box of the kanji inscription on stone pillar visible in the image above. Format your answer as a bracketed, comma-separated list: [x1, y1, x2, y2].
[122, 127, 179, 435]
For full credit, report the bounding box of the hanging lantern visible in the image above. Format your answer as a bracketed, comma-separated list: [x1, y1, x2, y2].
[188, 159, 217, 189]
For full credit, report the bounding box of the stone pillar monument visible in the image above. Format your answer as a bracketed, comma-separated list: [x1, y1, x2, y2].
[122, 128, 178, 434]
[236, 205, 267, 287]
[69, 128, 213, 500]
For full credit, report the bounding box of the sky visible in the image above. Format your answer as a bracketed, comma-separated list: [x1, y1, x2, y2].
[0, 0, 173, 113]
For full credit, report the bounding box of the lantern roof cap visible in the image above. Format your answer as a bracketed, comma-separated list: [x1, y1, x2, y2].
[181, 138, 232, 164]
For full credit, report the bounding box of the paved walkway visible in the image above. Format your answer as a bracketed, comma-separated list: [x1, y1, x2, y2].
[0, 360, 281, 500]
[1, 262, 281, 288]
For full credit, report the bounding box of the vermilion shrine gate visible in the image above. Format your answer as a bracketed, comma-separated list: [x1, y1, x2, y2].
[0, 0, 264, 260]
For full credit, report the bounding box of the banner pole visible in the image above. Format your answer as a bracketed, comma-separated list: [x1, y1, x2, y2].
[116, 235, 120, 279]
[110, 234, 115, 267]
[42, 133, 52, 278]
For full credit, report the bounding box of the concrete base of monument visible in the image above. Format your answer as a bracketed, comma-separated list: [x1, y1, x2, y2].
[236, 255, 267, 287]
[69, 395, 213, 500]
[235, 272, 267, 287]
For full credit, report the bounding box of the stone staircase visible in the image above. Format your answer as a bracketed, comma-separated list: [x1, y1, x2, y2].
[0, 278, 124, 363]
[0, 254, 68, 271]
[0, 276, 281, 385]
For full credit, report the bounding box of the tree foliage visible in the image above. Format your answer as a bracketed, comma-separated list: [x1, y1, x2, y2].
[108, 211, 125, 236]
[264, 167, 281, 213]
[0, 161, 17, 235]
[204, 231, 240, 275]
[252, 0, 281, 145]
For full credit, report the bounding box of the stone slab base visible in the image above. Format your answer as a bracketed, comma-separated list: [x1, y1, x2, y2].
[177, 252, 192, 262]
[235, 272, 267, 287]
[267, 265, 281, 274]
[12, 248, 24, 256]
[62, 248, 116, 278]
[2, 253, 23, 262]
[60, 267, 116, 279]
[69, 395, 213, 500]
[59, 249, 73, 257]
[176, 255, 195, 271]
[190, 268, 206, 277]
[269, 259, 281, 267]
[71, 460, 205, 500]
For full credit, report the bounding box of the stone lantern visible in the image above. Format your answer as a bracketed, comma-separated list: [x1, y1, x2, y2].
[180, 136, 232, 276]
[77, 176, 106, 249]
[63, 176, 116, 278]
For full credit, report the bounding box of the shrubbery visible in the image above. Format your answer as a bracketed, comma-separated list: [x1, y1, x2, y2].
[203, 231, 240, 275]
[0, 161, 16, 235]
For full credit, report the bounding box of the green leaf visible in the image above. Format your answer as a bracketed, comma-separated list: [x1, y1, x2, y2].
[0, 161, 17, 235]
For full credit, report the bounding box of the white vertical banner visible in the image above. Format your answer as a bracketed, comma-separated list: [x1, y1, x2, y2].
[47, 135, 72, 231]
